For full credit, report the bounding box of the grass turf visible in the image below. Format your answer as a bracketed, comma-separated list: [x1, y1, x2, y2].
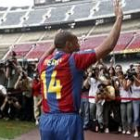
[0, 119, 36, 139]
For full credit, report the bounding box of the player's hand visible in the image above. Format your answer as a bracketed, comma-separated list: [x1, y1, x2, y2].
[114, 0, 123, 19]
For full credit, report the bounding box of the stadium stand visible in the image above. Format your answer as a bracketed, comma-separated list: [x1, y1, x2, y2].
[80, 35, 106, 50]
[0, 0, 140, 29]
[0, 33, 22, 45]
[68, 2, 94, 21]
[0, 0, 140, 61]
[125, 32, 140, 52]
[10, 6, 30, 11]
[26, 42, 52, 59]
[93, 1, 113, 18]
[113, 32, 135, 53]
[1, 30, 139, 60]
[0, 45, 9, 59]
[9, 44, 33, 58]
[44, 5, 71, 23]
[41, 30, 57, 40]
[0, 13, 4, 20]
[1, 11, 26, 26]
[0, 7, 8, 11]
[123, 0, 140, 12]
[19, 31, 45, 42]
[0, 30, 140, 60]
[23, 8, 48, 25]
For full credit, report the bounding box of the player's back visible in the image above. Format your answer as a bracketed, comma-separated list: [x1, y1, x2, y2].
[39, 51, 83, 113]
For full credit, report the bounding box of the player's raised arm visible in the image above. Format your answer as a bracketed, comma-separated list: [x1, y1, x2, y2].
[95, 0, 123, 60]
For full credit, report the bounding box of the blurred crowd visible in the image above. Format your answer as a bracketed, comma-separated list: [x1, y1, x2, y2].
[1, 51, 140, 138]
[0, 51, 41, 125]
[81, 59, 140, 138]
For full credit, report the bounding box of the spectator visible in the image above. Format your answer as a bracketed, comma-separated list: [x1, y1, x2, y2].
[95, 83, 106, 131]
[101, 76, 115, 133]
[14, 71, 33, 121]
[117, 71, 132, 134]
[5, 51, 22, 90]
[80, 72, 90, 130]
[0, 85, 7, 118]
[127, 64, 140, 137]
[5, 51, 22, 119]
[0, 61, 7, 87]
[109, 66, 122, 132]
[0, 85, 21, 120]
[84, 67, 100, 131]
[32, 73, 41, 125]
[115, 64, 123, 74]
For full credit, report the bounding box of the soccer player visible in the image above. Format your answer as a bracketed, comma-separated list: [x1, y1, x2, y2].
[38, 0, 123, 139]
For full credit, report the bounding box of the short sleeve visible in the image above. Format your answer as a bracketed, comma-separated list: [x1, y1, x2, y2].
[73, 49, 96, 70]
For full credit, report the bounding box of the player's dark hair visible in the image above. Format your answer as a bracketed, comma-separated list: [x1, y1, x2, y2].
[54, 30, 76, 49]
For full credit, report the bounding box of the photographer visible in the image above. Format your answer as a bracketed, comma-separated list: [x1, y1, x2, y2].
[126, 68, 137, 81]
[81, 70, 90, 130]
[0, 85, 21, 120]
[84, 67, 100, 131]
[127, 64, 140, 137]
[1, 95, 21, 120]
[32, 72, 41, 125]
[27, 62, 37, 78]
[0, 61, 7, 87]
[108, 66, 122, 133]
[99, 75, 115, 133]
[5, 51, 23, 119]
[14, 71, 33, 121]
[5, 51, 22, 93]
[95, 83, 107, 131]
[116, 71, 132, 135]
[0, 85, 7, 118]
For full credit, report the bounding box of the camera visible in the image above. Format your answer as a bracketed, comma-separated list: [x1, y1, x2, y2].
[90, 72, 96, 78]
[126, 69, 137, 81]
[21, 71, 27, 79]
[5, 59, 14, 68]
[96, 83, 107, 102]
[5, 51, 17, 68]
[7, 96, 17, 103]
[0, 60, 5, 67]
[0, 63, 4, 67]
[90, 68, 99, 78]
[97, 83, 106, 94]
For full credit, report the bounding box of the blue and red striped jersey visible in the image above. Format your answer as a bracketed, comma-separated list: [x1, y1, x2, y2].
[38, 50, 96, 113]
